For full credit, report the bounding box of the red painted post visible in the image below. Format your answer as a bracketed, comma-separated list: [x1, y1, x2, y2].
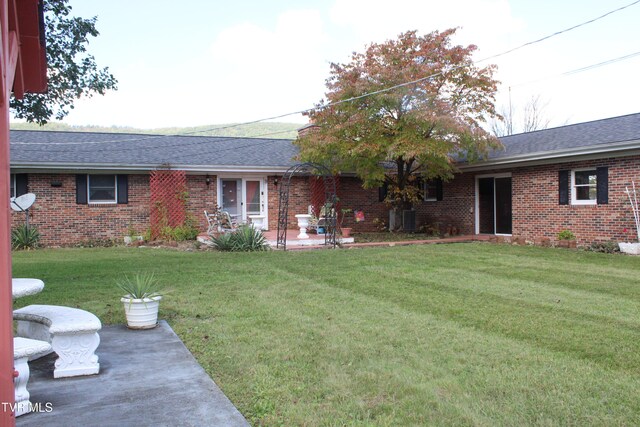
[1, 0, 15, 423]
[0, 2, 45, 422]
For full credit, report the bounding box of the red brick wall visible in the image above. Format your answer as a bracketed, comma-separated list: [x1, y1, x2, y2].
[10, 173, 151, 246]
[511, 156, 640, 245]
[266, 175, 310, 230]
[10, 173, 219, 247]
[185, 175, 217, 231]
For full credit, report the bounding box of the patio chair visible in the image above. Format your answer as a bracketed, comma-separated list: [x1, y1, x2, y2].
[219, 210, 239, 232]
[204, 210, 217, 235]
[204, 209, 238, 235]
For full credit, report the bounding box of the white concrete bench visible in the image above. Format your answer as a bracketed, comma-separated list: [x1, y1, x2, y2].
[14, 337, 52, 417]
[14, 305, 101, 378]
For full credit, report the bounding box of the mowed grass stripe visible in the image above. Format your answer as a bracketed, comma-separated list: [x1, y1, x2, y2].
[12, 244, 640, 426]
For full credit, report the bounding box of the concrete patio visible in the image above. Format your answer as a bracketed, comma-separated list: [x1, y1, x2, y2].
[16, 321, 248, 427]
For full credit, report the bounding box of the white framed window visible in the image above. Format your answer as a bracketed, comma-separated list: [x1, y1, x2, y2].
[571, 169, 597, 205]
[9, 174, 15, 198]
[88, 174, 117, 204]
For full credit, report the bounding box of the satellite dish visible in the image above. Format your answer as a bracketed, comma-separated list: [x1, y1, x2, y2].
[10, 193, 36, 212]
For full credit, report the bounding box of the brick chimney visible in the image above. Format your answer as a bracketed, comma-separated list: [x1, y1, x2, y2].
[297, 121, 319, 138]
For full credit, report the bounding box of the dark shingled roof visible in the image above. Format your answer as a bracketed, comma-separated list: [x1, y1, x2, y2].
[10, 131, 300, 169]
[9, 113, 640, 170]
[490, 112, 640, 159]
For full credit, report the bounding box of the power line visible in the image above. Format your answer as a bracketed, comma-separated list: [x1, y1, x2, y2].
[13, 0, 640, 148]
[563, 50, 640, 75]
[476, 0, 640, 63]
[510, 50, 640, 88]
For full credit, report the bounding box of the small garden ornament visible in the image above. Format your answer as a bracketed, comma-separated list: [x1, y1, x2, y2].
[619, 181, 640, 255]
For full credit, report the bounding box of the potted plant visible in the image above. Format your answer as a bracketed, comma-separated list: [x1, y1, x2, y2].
[619, 181, 640, 255]
[118, 273, 163, 329]
[557, 229, 577, 248]
[339, 208, 353, 237]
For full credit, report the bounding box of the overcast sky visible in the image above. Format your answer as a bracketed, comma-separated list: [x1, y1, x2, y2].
[47, 0, 640, 131]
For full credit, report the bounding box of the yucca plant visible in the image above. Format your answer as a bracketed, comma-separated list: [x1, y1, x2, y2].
[210, 232, 235, 251]
[232, 225, 268, 252]
[11, 224, 40, 250]
[211, 225, 269, 252]
[118, 273, 162, 300]
[118, 273, 163, 329]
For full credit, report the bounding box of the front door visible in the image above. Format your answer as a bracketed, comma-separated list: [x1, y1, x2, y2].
[219, 177, 268, 228]
[476, 175, 512, 235]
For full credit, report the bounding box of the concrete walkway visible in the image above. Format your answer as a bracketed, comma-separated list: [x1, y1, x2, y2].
[17, 321, 249, 427]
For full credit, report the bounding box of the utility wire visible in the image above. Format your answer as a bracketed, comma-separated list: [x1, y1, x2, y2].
[563, 50, 640, 75]
[12, 0, 640, 147]
[510, 50, 640, 88]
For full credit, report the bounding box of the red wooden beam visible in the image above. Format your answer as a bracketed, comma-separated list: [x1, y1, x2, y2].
[0, 0, 46, 424]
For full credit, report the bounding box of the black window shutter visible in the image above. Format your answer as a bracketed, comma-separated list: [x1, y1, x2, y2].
[15, 174, 28, 196]
[378, 182, 388, 202]
[76, 174, 88, 204]
[435, 179, 444, 201]
[559, 170, 569, 205]
[596, 167, 608, 204]
[117, 175, 129, 204]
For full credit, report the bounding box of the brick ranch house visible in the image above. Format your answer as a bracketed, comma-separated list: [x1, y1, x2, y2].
[8, 112, 640, 247]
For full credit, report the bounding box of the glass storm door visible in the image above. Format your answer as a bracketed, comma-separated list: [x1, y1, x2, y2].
[221, 179, 241, 217]
[494, 177, 512, 234]
[477, 176, 512, 235]
[244, 180, 264, 216]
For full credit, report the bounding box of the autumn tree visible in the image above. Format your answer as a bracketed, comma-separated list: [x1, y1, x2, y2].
[296, 29, 500, 230]
[10, 0, 117, 125]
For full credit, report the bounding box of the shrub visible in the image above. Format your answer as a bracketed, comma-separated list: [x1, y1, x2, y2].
[172, 224, 199, 241]
[211, 225, 269, 252]
[158, 223, 199, 242]
[557, 229, 575, 240]
[587, 241, 620, 254]
[72, 239, 115, 248]
[11, 225, 40, 250]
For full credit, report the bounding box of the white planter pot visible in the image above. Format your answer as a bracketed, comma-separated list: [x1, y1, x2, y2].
[121, 296, 162, 329]
[295, 214, 312, 239]
[619, 242, 640, 255]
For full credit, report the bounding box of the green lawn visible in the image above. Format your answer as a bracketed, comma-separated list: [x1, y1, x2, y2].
[12, 244, 640, 426]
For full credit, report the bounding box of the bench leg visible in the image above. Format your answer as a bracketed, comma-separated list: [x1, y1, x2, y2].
[14, 356, 32, 417]
[52, 332, 101, 378]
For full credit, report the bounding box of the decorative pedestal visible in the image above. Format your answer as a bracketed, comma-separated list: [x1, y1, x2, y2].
[248, 215, 266, 230]
[295, 214, 312, 239]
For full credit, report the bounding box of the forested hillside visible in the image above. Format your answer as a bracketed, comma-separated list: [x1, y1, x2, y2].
[10, 121, 300, 139]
